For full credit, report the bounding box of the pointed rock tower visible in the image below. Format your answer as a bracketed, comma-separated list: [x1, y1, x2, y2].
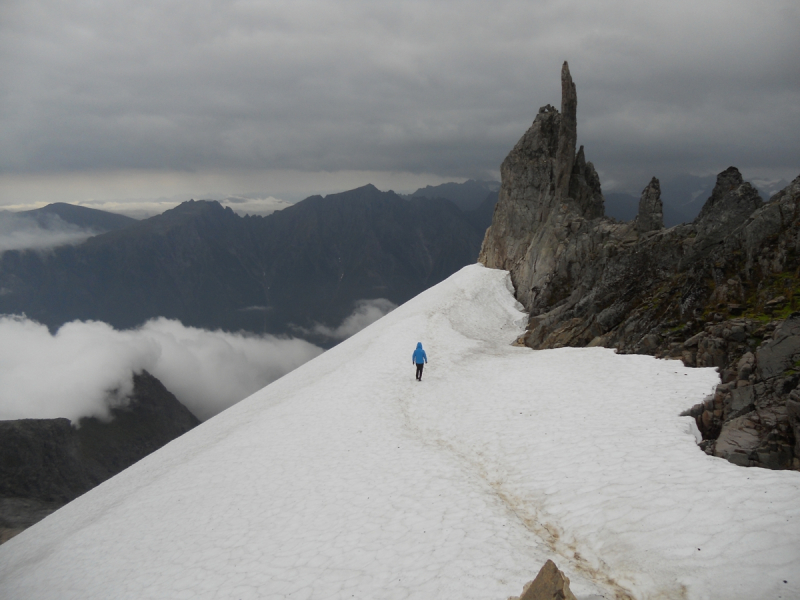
[478, 63, 800, 471]
[479, 61, 604, 313]
[635, 177, 664, 235]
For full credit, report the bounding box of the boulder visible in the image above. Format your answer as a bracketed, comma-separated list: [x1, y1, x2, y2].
[727, 386, 754, 419]
[714, 415, 761, 465]
[508, 560, 578, 600]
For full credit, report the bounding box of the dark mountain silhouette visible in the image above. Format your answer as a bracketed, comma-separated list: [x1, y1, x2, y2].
[404, 179, 500, 233]
[0, 185, 486, 336]
[462, 190, 500, 233]
[659, 174, 715, 221]
[0, 371, 199, 543]
[406, 179, 499, 211]
[20, 202, 137, 232]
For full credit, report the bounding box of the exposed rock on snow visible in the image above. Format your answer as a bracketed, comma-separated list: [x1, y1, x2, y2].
[508, 560, 578, 600]
[479, 62, 800, 471]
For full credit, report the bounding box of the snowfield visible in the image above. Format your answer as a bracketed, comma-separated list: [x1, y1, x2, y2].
[1, 265, 799, 599]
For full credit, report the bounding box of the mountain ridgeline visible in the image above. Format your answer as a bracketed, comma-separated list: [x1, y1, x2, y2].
[0, 185, 492, 338]
[19, 202, 138, 232]
[480, 62, 800, 471]
[0, 181, 494, 541]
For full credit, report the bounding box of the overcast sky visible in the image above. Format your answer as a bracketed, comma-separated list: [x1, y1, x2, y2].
[1, 0, 798, 214]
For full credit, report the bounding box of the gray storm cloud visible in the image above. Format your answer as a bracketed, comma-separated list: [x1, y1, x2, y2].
[1, 0, 798, 200]
[0, 316, 323, 422]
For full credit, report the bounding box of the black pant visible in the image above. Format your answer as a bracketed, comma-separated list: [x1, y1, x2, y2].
[416, 363, 424, 380]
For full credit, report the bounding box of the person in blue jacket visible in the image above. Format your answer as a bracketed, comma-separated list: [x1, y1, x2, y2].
[412, 342, 428, 381]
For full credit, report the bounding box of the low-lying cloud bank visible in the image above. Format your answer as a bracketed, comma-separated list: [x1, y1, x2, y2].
[0, 316, 323, 422]
[0, 212, 96, 252]
[308, 299, 397, 341]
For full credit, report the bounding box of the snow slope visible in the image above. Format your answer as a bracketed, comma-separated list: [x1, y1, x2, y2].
[1, 265, 799, 599]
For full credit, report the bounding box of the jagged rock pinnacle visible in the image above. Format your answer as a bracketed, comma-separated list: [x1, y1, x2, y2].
[555, 61, 578, 198]
[694, 167, 762, 245]
[636, 177, 664, 234]
[479, 61, 800, 473]
[478, 61, 602, 309]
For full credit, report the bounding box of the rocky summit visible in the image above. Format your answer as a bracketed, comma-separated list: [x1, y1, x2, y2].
[480, 61, 800, 471]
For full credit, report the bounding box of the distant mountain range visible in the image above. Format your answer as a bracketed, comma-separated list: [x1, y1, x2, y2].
[0, 184, 494, 340]
[5, 173, 787, 335]
[18, 202, 138, 232]
[404, 179, 500, 212]
[0, 183, 499, 542]
[0, 202, 139, 253]
[0, 181, 497, 542]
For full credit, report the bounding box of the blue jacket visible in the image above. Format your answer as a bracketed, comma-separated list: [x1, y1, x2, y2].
[412, 342, 428, 364]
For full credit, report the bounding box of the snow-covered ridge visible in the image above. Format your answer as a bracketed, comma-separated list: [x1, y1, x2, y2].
[1, 265, 798, 599]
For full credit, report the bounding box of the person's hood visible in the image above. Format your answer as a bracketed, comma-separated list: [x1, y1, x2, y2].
[416, 342, 423, 349]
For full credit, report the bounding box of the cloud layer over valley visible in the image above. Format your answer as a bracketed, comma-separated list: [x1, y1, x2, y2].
[308, 299, 397, 341]
[0, 212, 96, 252]
[0, 316, 323, 422]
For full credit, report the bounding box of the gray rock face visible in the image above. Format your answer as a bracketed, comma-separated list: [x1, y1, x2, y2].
[715, 415, 761, 466]
[788, 397, 800, 458]
[729, 385, 754, 417]
[636, 177, 664, 234]
[480, 63, 800, 471]
[755, 318, 800, 379]
[0, 419, 93, 503]
[690, 167, 764, 257]
[478, 62, 604, 316]
[554, 63, 578, 200]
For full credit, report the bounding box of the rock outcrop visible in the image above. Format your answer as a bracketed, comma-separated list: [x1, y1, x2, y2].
[478, 62, 604, 317]
[636, 177, 663, 234]
[507, 560, 578, 600]
[480, 62, 800, 471]
[0, 371, 200, 543]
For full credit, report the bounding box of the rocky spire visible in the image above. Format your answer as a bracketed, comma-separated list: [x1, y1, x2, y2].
[568, 145, 605, 220]
[636, 177, 664, 234]
[693, 167, 763, 246]
[554, 61, 577, 198]
[696, 166, 748, 222]
[478, 61, 601, 307]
